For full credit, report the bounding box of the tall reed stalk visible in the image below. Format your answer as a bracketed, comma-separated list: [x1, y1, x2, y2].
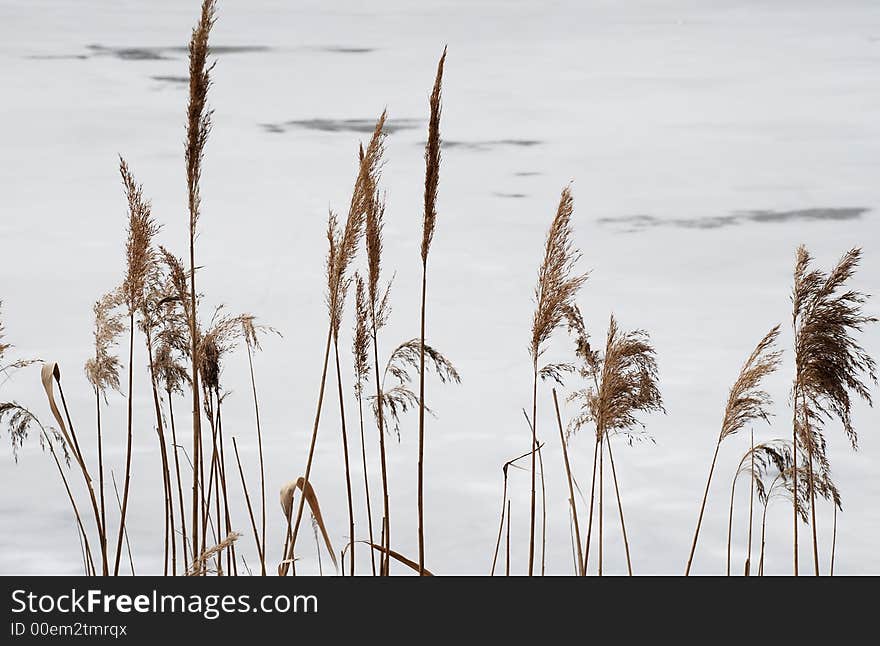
[284, 115, 386, 574]
[684, 326, 781, 575]
[571, 315, 663, 575]
[528, 186, 586, 575]
[417, 47, 446, 576]
[791, 246, 876, 575]
[184, 0, 216, 565]
[84, 292, 124, 575]
[114, 158, 158, 575]
[242, 316, 270, 575]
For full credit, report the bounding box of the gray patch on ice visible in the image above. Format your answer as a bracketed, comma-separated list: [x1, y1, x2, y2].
[439, 139, 542, 152]
[513, 171, 541, 177]
[493, 192, 528, 199]
[85, 44, 270, 60]
[151, 75, 189, 84]
[166, 45, 272, 55]
[86, 45, 172, 60]
[25, 54, 90, 60]
[311, 46, 376, 54]
[739, 207, 868, 223]
[262, 118, 421, 134]
[599, 208, 868, 232]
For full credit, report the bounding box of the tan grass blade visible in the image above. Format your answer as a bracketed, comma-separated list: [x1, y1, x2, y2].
[365, 542, 434, 576]
[280, 478, 338, 573]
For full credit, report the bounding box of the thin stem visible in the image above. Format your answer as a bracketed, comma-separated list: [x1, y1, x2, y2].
[167, 390, 190, 569]
[94, 387, 107, 574]
[792, 393, 799, 576]
[215, 394, 236, 575]
[806, 438, 820, 576]
[830, 504, 837, 576]
[369, 321, 391, 576]
[569, 499, 578, 575]
[111, 470, 135, 576]
[759, 499, 769, 576]
[685, 439, 721, 575]
[146, 333, 174, 575]
[333, 336, 356, 576]
[113, 316, 136, 576]
[505, 500, 511, 577]
[598, 433, 604, 576]
[356, 388, 377, 576]
[605, 434, 632, 575]
[538, 439, 547, 576]
[231, 436, 265, 570]
[57, 373, 106, 575]
[245, 341, 267, 576]
[553, 389, 582, 575]
[727, 472, 738, 576]
[582, 435, 599, 575]
[417, 261, 428, 576]
[284, 326, 333, 575]
[490, 469, 509, 576]
[189, 250, 201, 568]
[746, 430, 754, 576]
[528, 362, 537, 576]
[42, 425, 96, 576]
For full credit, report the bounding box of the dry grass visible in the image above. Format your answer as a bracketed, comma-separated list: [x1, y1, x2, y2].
[792, 245, 877, 574]
[685, 325, 781, 574]
[3, 1, 878, 581]
[527, 186, 588, 575]
[418, 45, 448, 577]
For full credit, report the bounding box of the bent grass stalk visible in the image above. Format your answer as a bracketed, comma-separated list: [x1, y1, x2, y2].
[684, 326, 781, 575]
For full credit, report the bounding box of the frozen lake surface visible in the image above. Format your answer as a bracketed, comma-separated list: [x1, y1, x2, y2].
[1, 0, 879, 575]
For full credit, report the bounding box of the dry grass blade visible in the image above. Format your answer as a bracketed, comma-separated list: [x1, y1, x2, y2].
[281, 478, 338, 573]
[40, 363, 77, 464]
[364, 542, 434, 576]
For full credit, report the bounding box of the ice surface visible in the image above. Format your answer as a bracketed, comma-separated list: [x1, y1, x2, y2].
[1, 0, 878, 575]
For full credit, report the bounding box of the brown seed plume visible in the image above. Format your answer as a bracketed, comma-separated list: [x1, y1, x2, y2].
[720, 325, 782, 442]
[353, 275, 371, 395]
[186, 0, 216, 239]
[422, 47, 446, 263]
[119, 158, 159, 315]
[84, 290, 125, 396]
[530, 186, 588, 363]
[792, 246, 877, 451]
[580, 314, 665, 441]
